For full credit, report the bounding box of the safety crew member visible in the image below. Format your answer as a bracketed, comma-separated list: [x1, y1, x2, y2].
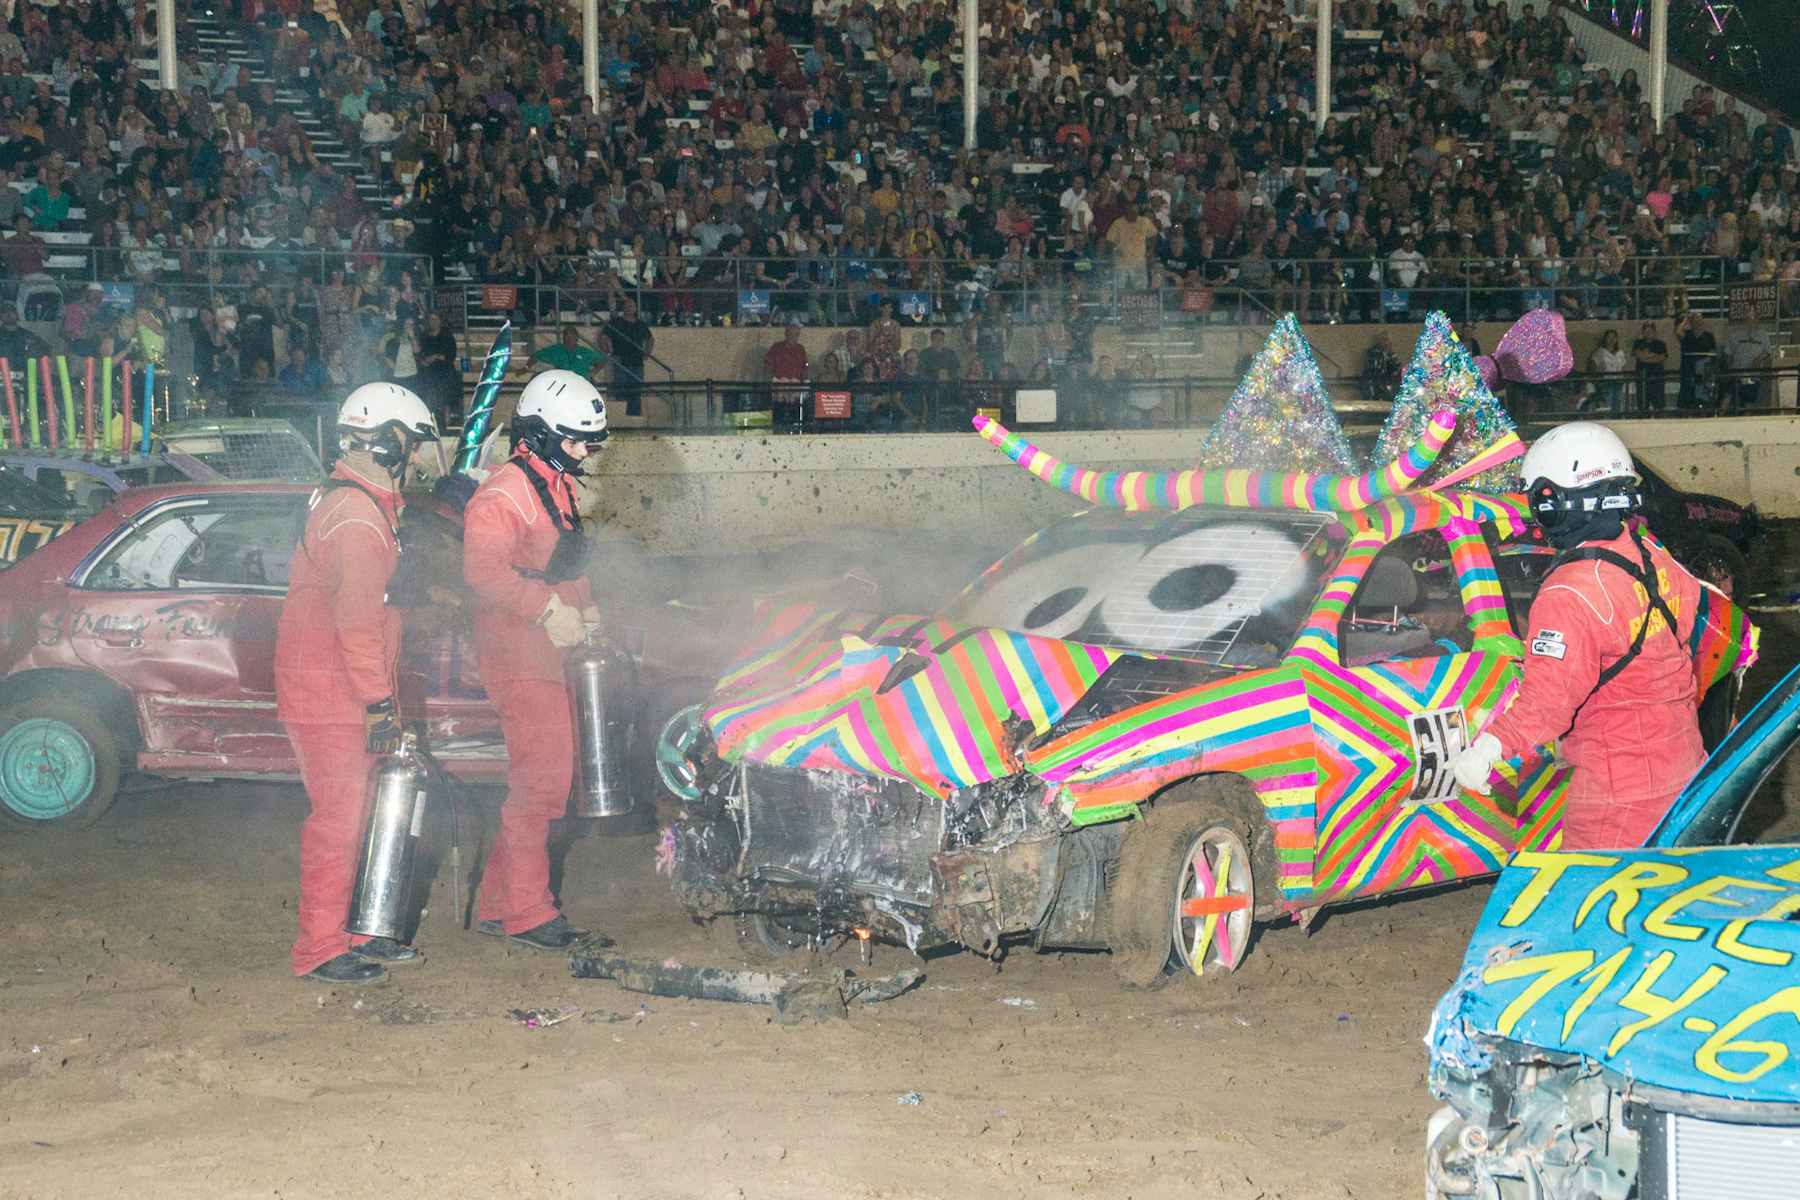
[463, 369, 608, 951]
[1450, 422, 1706, 849]
[276, 383, 444, 985]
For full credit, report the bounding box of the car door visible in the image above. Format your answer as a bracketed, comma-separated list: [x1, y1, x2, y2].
[1300, 521, 1551, 905]
[70, 492, 309, 762]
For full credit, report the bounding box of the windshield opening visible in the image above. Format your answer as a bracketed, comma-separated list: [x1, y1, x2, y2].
[940, 507, 1345, 664]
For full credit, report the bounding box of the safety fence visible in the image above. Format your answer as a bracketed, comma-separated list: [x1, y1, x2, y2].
[439, 253, 1799, 332]
[202, 366, 1786, 439]
[9, 248, 433, 292]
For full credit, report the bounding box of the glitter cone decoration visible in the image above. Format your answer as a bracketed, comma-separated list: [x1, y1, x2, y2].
[1372, 312, 1521, 494]
[1197, 314, 1355, 474]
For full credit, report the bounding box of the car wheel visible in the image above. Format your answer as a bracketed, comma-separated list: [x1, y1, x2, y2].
[0, 698, 124, 829]
[631, 680, 710, 826]
[1108, 790, 1259, 989]
[709, 913, 815, 964]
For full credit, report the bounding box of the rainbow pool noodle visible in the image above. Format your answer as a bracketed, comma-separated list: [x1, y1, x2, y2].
[971, 407, 1459, 513]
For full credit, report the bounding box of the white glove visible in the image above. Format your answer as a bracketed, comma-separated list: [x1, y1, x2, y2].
[1449, 732, 1503, 797]
[539, 594, 586, 649]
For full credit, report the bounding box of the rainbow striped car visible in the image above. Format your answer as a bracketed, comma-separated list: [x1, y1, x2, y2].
[662, 444, 1756, 983]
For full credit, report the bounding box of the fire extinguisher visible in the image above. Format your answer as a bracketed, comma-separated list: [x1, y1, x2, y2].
[345, 733, 431, 941]
[566, 634, 637, 818]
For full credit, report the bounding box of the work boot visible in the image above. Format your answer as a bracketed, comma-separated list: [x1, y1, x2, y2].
[304, 952, 387, 986]
[352, 937, 420, 965]
[507, 914, 589, 952]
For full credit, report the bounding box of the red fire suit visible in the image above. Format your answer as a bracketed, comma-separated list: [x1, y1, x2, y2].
[1486, 527, 1704, 849]
[275, 465, 403, 976]
[463, 452, 593, 934]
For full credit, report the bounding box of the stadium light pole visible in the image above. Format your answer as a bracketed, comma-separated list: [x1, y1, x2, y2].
[1315, 0, 1332, 132]
[157, 0, 177, 91]
[583, 0, 600, 109]
[962, 0, 978, 151]
[1648, 0, 1669, 131]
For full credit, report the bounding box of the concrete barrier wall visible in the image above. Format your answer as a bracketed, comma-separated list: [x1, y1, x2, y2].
[578, 416, 1800, 554]
[581, 428, 1213, 554]
[1611, 416, 1800, 518]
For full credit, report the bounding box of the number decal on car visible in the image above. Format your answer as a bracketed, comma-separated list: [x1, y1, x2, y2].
[1409, 706, 1470, 805]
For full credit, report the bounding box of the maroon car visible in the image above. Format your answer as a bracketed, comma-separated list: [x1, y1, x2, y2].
[0, 483, 515, 827]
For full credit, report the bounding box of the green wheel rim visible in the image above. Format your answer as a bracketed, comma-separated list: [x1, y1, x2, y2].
[654, 704, 705, 803]
[0, 718, 97, 821]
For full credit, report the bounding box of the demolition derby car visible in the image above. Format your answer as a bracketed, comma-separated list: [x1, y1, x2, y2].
[1425, 665, 1800, 1200]
[664, 477, 1756, 984]
[0, 481, 721, 828]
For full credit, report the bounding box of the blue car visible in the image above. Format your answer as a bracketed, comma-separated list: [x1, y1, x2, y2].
[1426, 667, 1800, 1200]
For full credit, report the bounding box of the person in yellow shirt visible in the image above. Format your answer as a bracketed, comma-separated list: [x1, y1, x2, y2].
[870, 171, 901, 219]
[1104, 199, 1157, 287]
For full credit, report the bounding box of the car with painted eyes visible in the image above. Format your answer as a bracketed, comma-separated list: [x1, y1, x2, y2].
[662, 486, 1757, 985]
[1424, 664, 1800, 1200]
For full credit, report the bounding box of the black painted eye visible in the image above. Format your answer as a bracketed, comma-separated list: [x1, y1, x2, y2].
[1023, 586, 1088, 630]
[1147, 564, 1235, 612]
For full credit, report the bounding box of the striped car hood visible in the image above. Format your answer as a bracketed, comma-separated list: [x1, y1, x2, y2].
[703, 603, 1122, 798]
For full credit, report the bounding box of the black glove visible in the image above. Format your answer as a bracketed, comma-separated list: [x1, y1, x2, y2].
[364, 698, 403, 755]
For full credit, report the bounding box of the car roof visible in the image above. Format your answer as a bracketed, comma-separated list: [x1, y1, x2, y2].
[111, 480, 315, 516]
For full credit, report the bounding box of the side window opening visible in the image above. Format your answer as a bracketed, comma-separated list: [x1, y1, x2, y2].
[1341, 532, 1470, 667]
[83, 500, 307, 592]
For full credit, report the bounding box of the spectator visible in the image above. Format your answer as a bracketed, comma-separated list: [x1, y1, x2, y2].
[414, 311, 463, 423]
[917, 327, 959, 382]
[604, 297, 655, 417]
[1676, 311, 1717, 411]
[531, 324, 607, 381]
[279, 346, 326, 396]
[762, 322, 810, 383]
[2, 213, 44, 277]
[1720, 319, 1772, 411]
[1632, 320, 1670, 412]
[1104, 197, 1157, 287]
[0, 306, 47, 364]
[1585, 328, 1629, 413]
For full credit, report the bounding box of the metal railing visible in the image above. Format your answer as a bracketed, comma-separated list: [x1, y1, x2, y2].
[5, 246, 434, 289]
[436, 253, 1798, 332]
[412, 366, 1800, 436]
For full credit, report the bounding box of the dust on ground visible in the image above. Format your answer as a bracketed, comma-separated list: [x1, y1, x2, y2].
[2, 605, 1796, 1200]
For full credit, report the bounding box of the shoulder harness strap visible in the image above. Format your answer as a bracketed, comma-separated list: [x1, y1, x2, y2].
[1553, 527, 1680, 699]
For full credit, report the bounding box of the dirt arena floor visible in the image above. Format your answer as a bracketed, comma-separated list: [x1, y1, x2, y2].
[3, 615, 1796, 1200]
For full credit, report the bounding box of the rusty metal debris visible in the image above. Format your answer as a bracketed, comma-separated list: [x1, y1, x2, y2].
[566, 935, 923, 1025]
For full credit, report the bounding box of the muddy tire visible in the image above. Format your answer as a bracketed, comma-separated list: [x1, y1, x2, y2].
[1107, 778, 1266, 989]
[709, 913, 814, 964]
[0, 696, 124, 830]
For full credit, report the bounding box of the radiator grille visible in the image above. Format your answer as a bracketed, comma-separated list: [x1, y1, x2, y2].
[741, 767, 944, 903]
[1669, 1113, 1800, 1200]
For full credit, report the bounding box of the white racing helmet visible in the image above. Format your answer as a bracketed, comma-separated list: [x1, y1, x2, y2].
[336, 381, 445, 479]
[512, 369, 608, 473]
[1519, 422, 1641, 548]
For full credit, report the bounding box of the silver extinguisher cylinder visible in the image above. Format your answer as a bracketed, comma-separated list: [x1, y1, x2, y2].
[568, 637, 635, 817]
[346, 741, 428, 940]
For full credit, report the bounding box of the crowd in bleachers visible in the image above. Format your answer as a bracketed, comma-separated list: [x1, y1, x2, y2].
[1, 0, 1797, 410]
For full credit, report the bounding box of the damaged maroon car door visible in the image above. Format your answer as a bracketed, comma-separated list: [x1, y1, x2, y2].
[65, 492, 310, 767]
